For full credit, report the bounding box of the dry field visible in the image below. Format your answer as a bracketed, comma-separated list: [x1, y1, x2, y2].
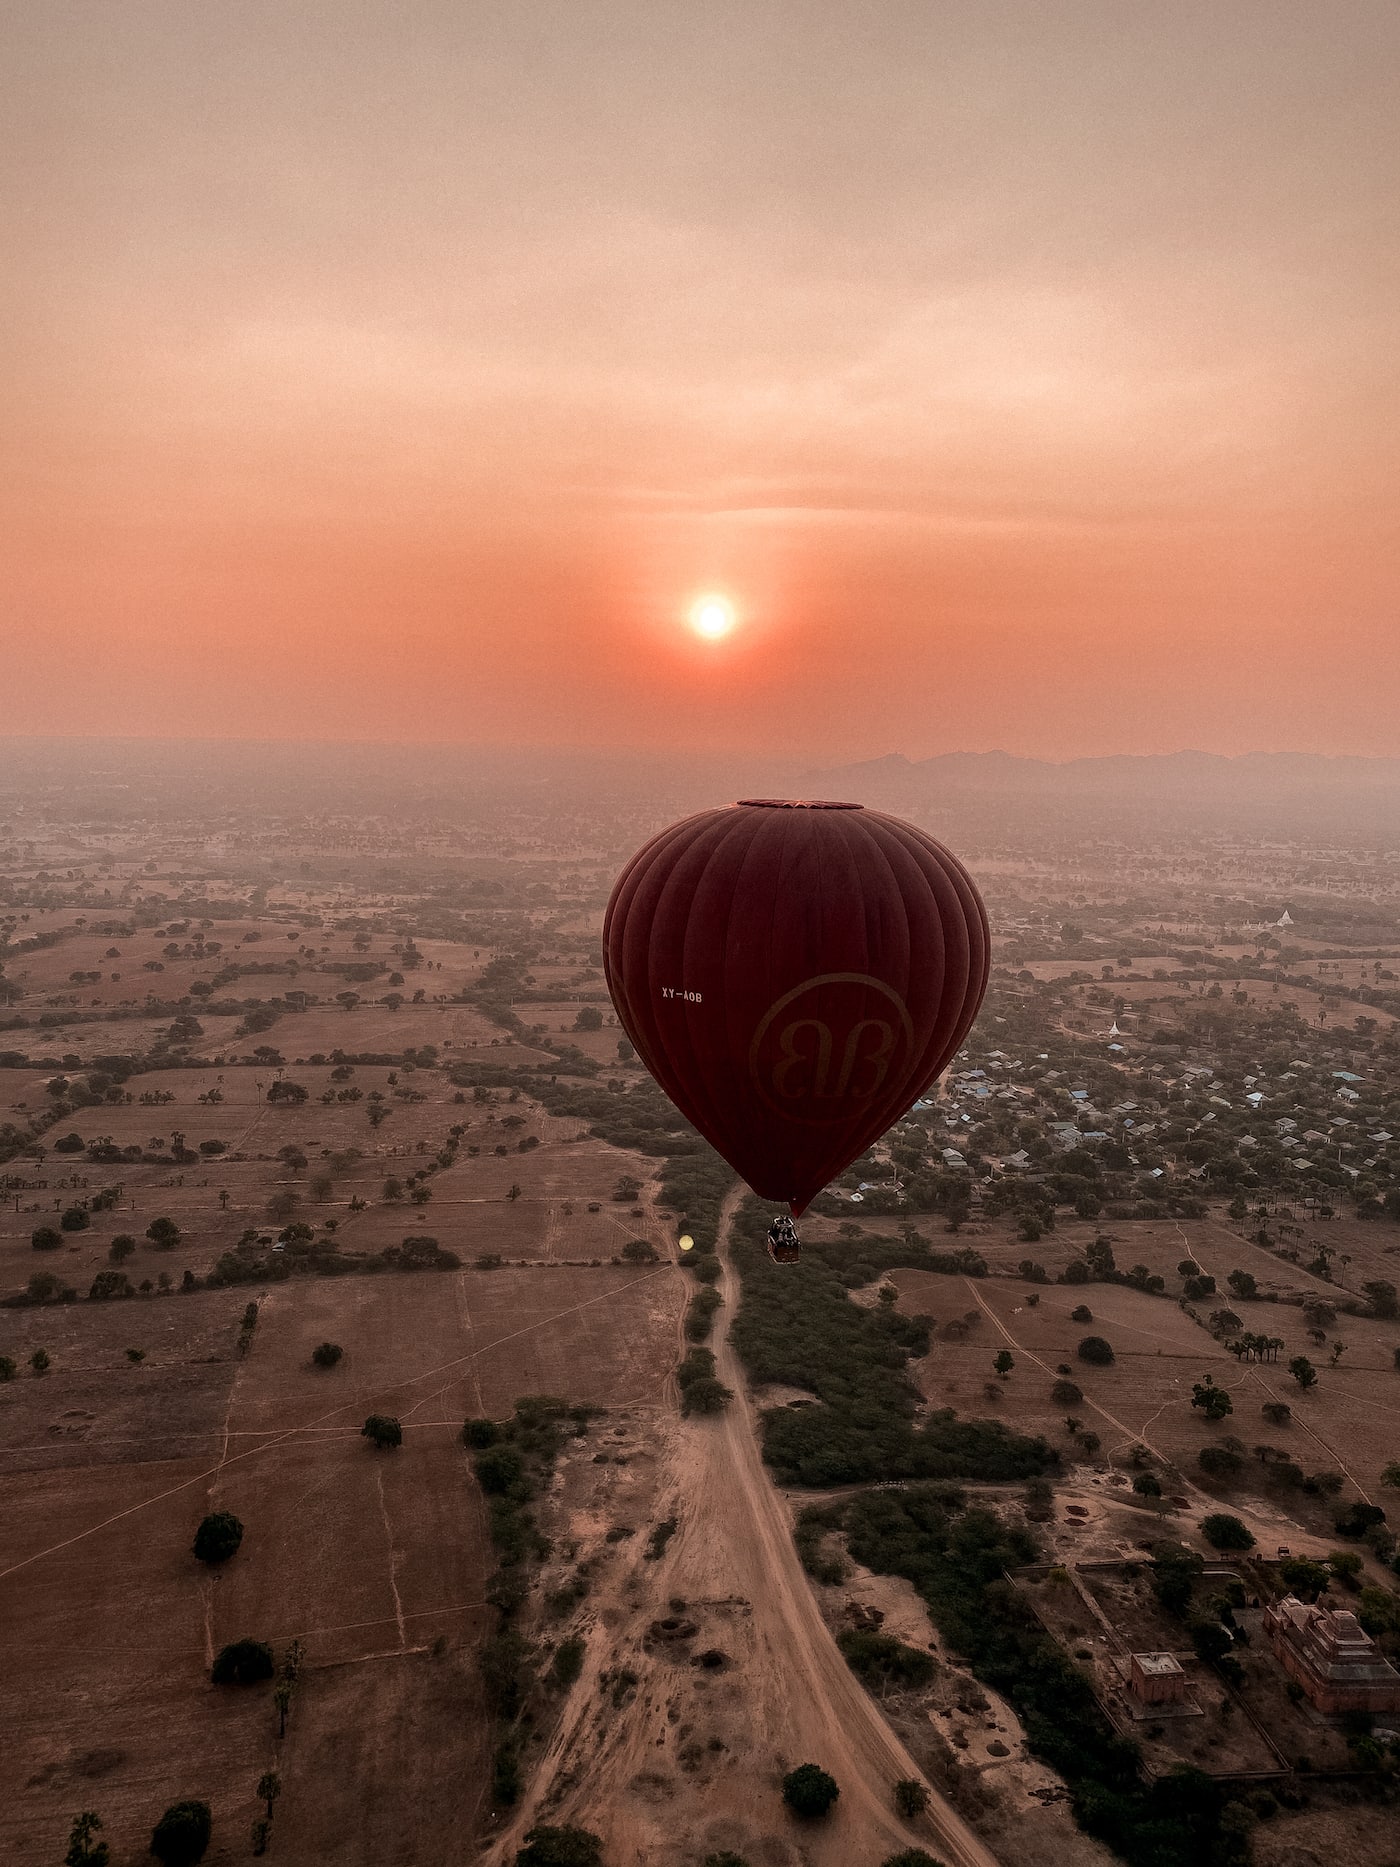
[874, 1242, 1400, 1557]
[0, 1256, 684, 1866]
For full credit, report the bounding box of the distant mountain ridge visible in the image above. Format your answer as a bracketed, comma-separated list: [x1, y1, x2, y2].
[804, 749, 1400, 806]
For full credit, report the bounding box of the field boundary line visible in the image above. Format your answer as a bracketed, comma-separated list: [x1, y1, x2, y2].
[0, 1266, 670, 1585]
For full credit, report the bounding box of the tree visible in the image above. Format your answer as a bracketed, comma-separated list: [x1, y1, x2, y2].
[256, 1772, 281, 1822]
[1201, 1513, 1255, 1551]
[1190, 1377, 1233, 1421]
[31, 1225, 62, 1251]
[1364, 1280, 1399, 1319]
[61, 1205, 91, 1232]
[573, 1006, 603, 1031]
[362, 1414, 402, 1449]
[210, 1639, 274, 1685]
[1133, 1473, 1162, 1499]
[149, 1800, 212, 1866]
[993, 1350, 1014, 1380]
[312, 1341, 344, 1369]
[893, 1779, 931, 1819]
[193, 1511, 244, 1564]
[1051, 1378, 1082, 1405]
[64, 1811, 110, 1866]
[1070, 1305, 1093, 1323]
[1334, 1502, 1387, 1539]
[1189, 1618, 1233, 1665]
[1279, 1557, 1331, 1601]
[1199, 1445, 1244, 1480]
[108, 1234, 136, 1263]
[621, 1239, 658, 1263]
[31, 1348, 51, 1375]
[88, 1270, 134, 1301]
[880, 1854, 946, 1867]
[146, 1216, 181, 1249]
[781, 1763, 840, 1818]
[1289, 1355, 1318, 1390]
[0, 1356, 14, 1382]
[1226, 1270, 1257, 1300]
[1077, 1336, 1114, 1365]
[1262, 1401, 1292, 1426]
[680, 1376, 733, 1416]
[514, 1827, 605, 1867]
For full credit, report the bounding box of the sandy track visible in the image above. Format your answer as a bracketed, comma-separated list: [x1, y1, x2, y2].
[493, 1194, 1000, 1867]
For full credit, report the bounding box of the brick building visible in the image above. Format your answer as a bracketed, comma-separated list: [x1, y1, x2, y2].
[1264, 1596, 1400, 1715]
[1129, 1652, 1188, 1705]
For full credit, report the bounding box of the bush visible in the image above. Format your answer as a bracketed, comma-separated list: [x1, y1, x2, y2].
[1070, 1305, 1093, 1323]
[362, 1414, 402, 1449]
[881, 1854, 945, 1867]
[1076, 1336, 1114, 1366]
[211, 1639, 274, 1685]
[463, 1417, 500, 1448]
[1335, 1502, 1387, 1539]
[550, 1635, 586, 1686]
[475, 1444, 528, 1494]
[31, 1226, 62, 1251]
[192, 1511, 244, 1564]
[311, 1341, 343, 1368]
[150, 1800, 212, 1866]
[514, 1827, 605, 1867]
[109, 1234, 136, 1263]
[1198, 1445, 1244, 1479]
[60, 1205, 91, 1231]
[680, 1375, 733, 1417]
[1201, 1513, 1255, 1551]
[146, 1217, 181, 1249]
[838, 1629, 936, 1690]
[781, 1762, 840, 1818]
[621, 1238, 658, 1263]
[893, 1779, 931, 1819]
[1050, 1379, 1082, 1405]
[88, 1270, 133, 1301]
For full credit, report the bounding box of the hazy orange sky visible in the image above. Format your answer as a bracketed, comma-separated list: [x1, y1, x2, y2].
[4, 3, 1398, 760]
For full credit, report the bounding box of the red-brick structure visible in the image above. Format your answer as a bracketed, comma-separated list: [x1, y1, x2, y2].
[1264, 1596, 1400, 1714]
[1129, 1652, 1187, 1705]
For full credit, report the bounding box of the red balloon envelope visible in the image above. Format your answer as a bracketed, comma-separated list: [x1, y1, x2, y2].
[603, 800, 989, 1216]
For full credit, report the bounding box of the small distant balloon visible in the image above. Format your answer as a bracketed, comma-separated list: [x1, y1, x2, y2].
[678, 1234, 694, 1252]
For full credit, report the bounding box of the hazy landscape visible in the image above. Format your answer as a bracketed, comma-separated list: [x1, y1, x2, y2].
[7, 5, 1400, 1863]
[1, 744, 1399, 1866]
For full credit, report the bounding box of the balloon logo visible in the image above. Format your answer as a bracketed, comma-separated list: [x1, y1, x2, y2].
[748, 972, 916, 1120]
[604, 799, 988, 1217]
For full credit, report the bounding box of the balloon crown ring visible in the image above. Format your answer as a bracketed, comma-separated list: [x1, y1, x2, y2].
[737, 798, 863, 810]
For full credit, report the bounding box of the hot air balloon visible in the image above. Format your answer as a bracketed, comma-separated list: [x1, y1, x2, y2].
[604, 799, 988, 1261]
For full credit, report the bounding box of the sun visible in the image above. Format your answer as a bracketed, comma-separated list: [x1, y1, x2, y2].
[689, 594, 736, 640]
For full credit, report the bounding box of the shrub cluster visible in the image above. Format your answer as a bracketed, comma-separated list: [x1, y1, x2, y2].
[835, 1487, 1247, 1867]
[728, 1202, 1054, 1487]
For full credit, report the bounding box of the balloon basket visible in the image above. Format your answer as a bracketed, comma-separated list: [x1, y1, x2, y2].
[766, 1216, 801, 1265]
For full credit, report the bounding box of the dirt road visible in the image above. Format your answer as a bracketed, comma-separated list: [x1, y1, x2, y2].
[493, 1196, 1000, 1866]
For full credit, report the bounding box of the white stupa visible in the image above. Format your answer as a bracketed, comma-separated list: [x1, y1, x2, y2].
[1276, 909, 1294, 927]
